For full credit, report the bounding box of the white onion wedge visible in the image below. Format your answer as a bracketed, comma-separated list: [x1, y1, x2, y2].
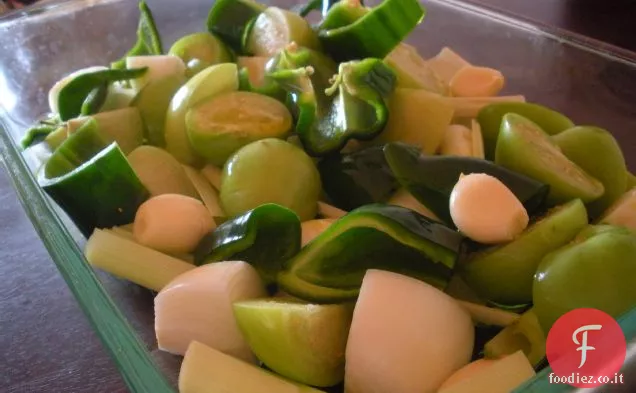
[345, 270, 474, 393]
[126, 55, 186, 92]
[155, 261, 267, 361]
[179, 341, 323, 393]
[317, 201, 347, 219]
[200, 164, 223, 191]
[182, 165, 225, 217]
[301, 219, 334, 247]
[387, 188, 441, 221]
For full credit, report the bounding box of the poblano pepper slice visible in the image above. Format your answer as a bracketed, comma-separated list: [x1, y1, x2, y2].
[318, 0, 425, 62]
[80, 84, 109, 116]
[384, 142, 550, 225]
[268, 46, 396, 156]
[278, 204, 465, 303]
[194, 204, 301, 284]
[111, 1, 163, 69]
[40, 119, 149, 237]
[206, 0, 266, 54]
[318, 146, 399, 210]
[57, 67, 147, 121]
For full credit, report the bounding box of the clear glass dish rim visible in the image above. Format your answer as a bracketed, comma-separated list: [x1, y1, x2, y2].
[1, 1, 636, 392]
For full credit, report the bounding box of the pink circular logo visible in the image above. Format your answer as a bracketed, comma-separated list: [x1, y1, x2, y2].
[546, 308, 626, 388]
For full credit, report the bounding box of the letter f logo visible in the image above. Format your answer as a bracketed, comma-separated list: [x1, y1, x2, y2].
[572, 324, 603, 368]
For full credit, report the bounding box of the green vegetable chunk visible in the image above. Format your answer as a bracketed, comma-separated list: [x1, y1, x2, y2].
[278, 204, 464, 303]
[57, 67, 147, 121]
[269, 48, 396, 156]
[461, 199, 588, 305]
[318, 146, 399, 211]
[233, 299, 352, 387]
[111, 0, 163, 69]
[169, 32, 232, 78]
[627, 172, 636, 190]
[195, 203, 301, 284]
[477, 102, 574, 160]
[246, 7, 320, 57]
[484, 309, 546, 367]
[237, 57, 286, 101]
[533, 225, 636, 333]
[131, 74, 186, 147]
[553, 126, 627, 218]
[80, 84, 108, 116]
[206, 0, 266, 54]
[318, 0, 425, 63]
[495, 113, 604, 205]
[318, 0, 369, 30]
[21, 124, 58, 149]
[220, 139, 321, 221]
[384, 142, 549, 225]
[186, 91, 293, 166]
[40, 119, 149, 237]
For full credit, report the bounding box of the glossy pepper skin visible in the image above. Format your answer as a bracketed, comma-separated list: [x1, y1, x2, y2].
[111, 0, 163, 69]
[268, 45, 396, 156]
[278, 204, 465, 303]
[194, 203, 302, 284]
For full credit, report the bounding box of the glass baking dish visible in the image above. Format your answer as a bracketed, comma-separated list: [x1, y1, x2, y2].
[1, 0, 635, 392]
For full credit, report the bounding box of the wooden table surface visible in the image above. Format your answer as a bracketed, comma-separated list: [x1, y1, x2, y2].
[2, 0, 636, 392]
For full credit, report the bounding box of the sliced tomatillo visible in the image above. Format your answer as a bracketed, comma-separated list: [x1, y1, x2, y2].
[278, 204, 464, 303]
[495, 113, 604, 205]
[477, 102, 574, 160]
[194, 203, 301, 284]
[460, 199, 588, 305]
[553, 126, 627, 218]
[533, 226, 636, 333]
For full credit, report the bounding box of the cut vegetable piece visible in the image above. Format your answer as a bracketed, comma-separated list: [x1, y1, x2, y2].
[449, 66, 504, 98]
[131, 73, 186, 147]
[200, 164, 222, 190]
[317, 146, 399, 211]
[553, 126, 627, 217]
[450, 173, 529, 244]
[495, 113, 604, 205]
[318, 0, 425, 62]
[384, 43, 447, 94]
[628, 172, 636, 190]
[179, 341, 324, 393]
[186, 91, 293, 166]
[426, 47, 471, 85]
[345, 270, 474, 393]
[600, 188, 636, 232]
[477, 101, 575, 160]
[111, 0, 162, 69]
[90, 107, 145, 155]
[384, 142, 549, 226]
[169, 32, 232, 78]
[220, 139, 321, 221]
[461, 199, 588, 305]
[375, 88, 454, 154]
[134, 194, 214, 254]
[127, 145, 199, 198]
[447, 95, 526, 119]
[237, 56, 286, 100]
[533, 227, 636, 333]
[41, 121, 148, 236]
[48, 66, 107, 114]
[247, 7, 320, 56]
[233, 299, 352, 387]
[165, 63, 239, 165]
[388, 188, 440, 221]
[278, 204, 464, 302]
[182, 165, 225, 217]
[80, 84, 108, 116]
[100, 82, 137, 112]
[57, 67, 148, 121]
[20, 123, 58, 149]
[301, 219, 334, 247]
[317, 201, 347, 219]
[438, 351, 535, 393]
[126, 55, 186, 92]
[317, 0, 368, 29]
[471, 119, 485, 159]
[155, 261, 267, 359]
[484, 309, 545, 367]
[195, 203, 301, 284]
[206, 0, 266, 53]
[85, 229, 194, 292]
[437, 359, 496, 390]
[45, 126, 68, 151]
[439, 124, 473, 157]
[456, 301, 521, 327]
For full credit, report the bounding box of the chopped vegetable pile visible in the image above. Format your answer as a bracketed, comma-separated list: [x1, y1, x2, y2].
[23, 0, 636, 392]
